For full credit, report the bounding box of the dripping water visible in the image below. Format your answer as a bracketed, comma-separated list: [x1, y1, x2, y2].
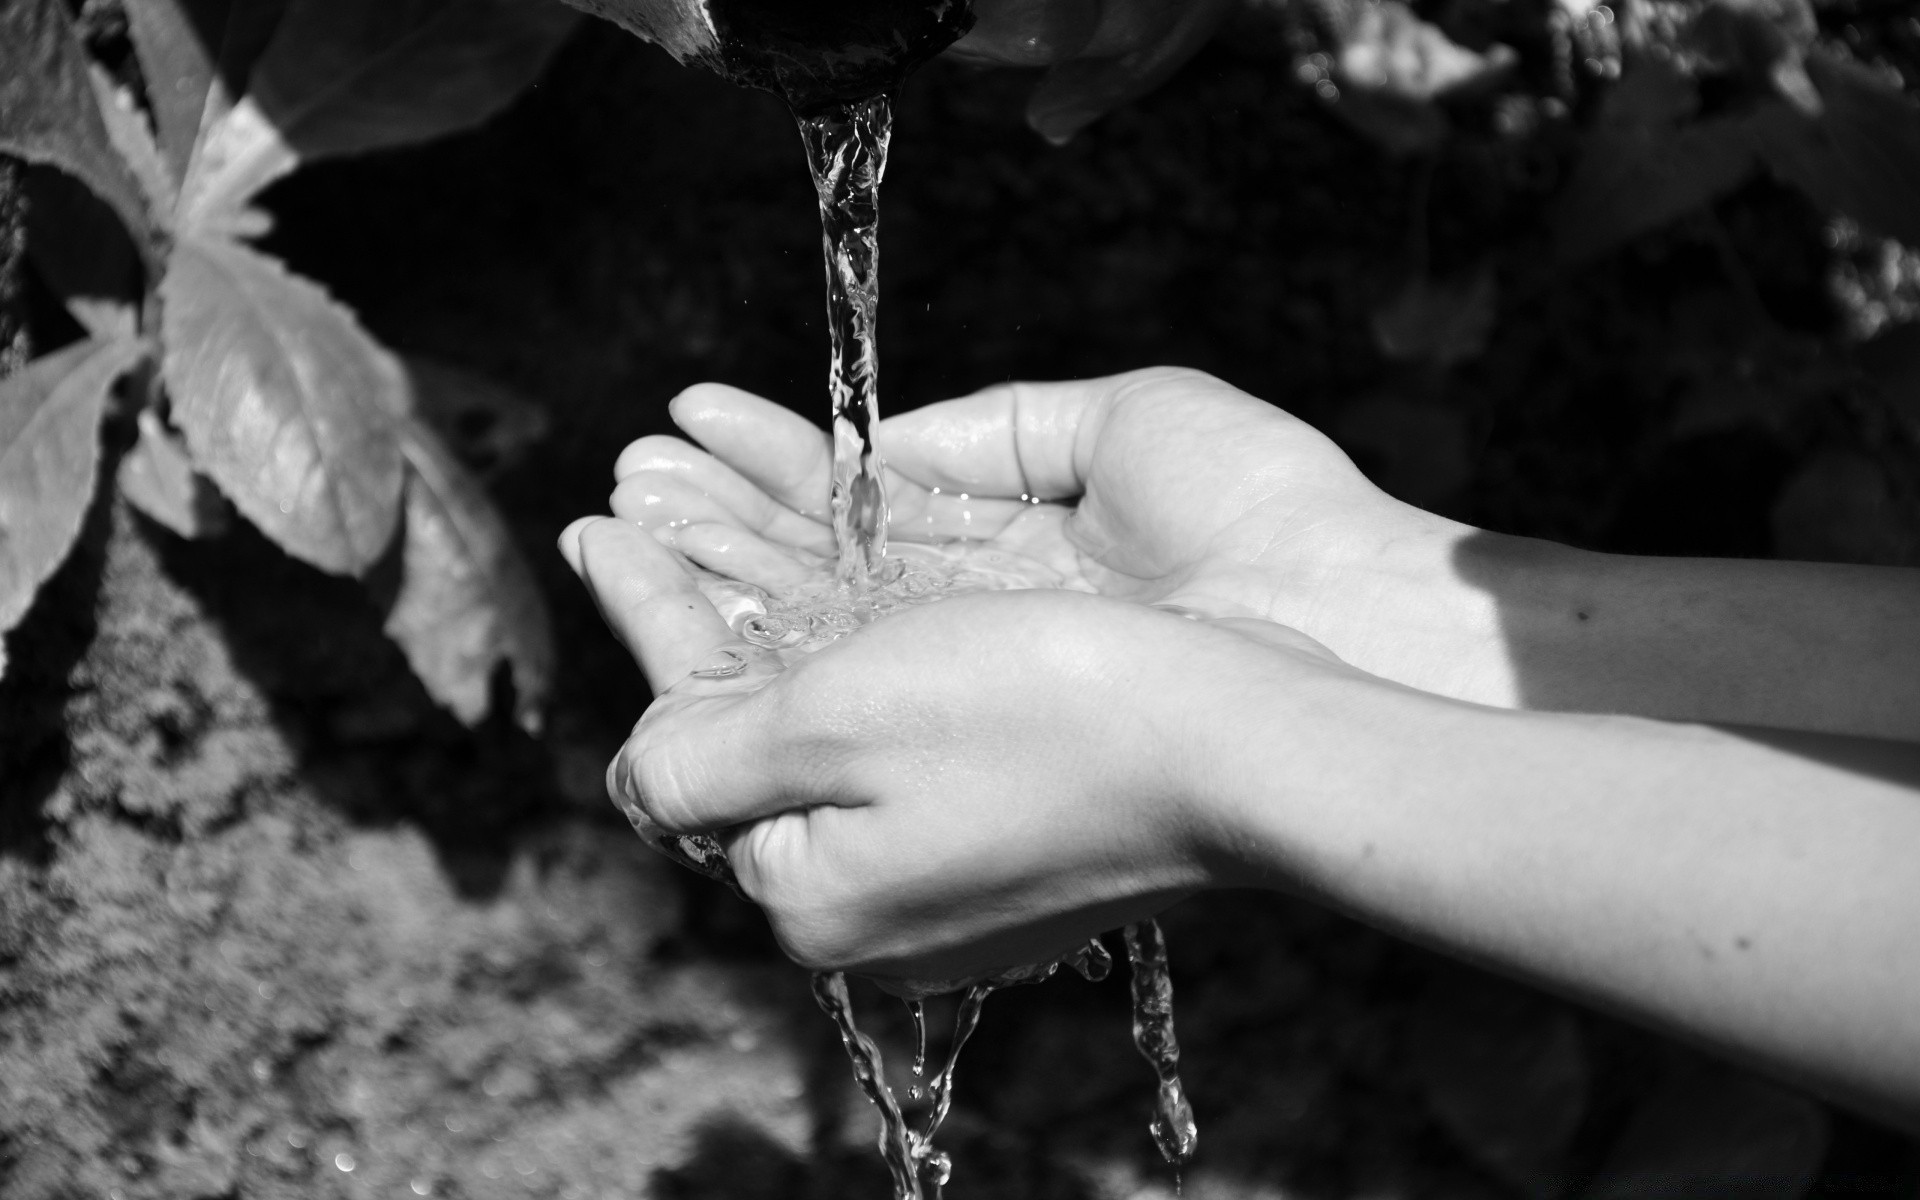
[1124, 920, 1198, 1168]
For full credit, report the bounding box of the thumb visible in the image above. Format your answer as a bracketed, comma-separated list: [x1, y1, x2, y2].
[1026, 0, 1233, 143]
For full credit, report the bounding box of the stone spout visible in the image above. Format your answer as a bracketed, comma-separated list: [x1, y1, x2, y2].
[557, 0, 975, 110]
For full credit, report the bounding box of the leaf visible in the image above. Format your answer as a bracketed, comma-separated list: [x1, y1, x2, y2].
[1552, 56, 1759, 265]
[1371, 267, 1497, 367]
[179, 0, 578, 231]
[160, 234, 407, 575]
[386, 418, 554, 732]
[1583, 1067, 1827, 1200]
[404, 355, 550, 478]
[1751, 52, 1920, 248]
[1337, 1, 1516, 101]
[23, 164, 142, 342]
[0, 337, 150, 648]
[117, 408, 229, 539]
[86, 61, 178, 219]
[1408, 973, 1587, 1198]
[0, 0, 154, 248]
[124, 0, 233, 185]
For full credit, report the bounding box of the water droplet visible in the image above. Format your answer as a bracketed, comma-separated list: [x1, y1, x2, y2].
[445, 1114, 465, 1133]
[287, 1130, 308, 1149]
[411, 1179, 433, 1196]
[335, 1152, 356, 1172]
[278, 499, 292, 514]
[1314, 79, 1339, 100]
[251, 1056, 271, 1083]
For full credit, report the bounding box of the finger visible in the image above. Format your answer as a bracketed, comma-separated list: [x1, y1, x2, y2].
[558, 516, 741, 694]
[657, 521, 826, 591]
[616, 436, 826, 551]
[613, 471, 837, 555]
[878, 376, 1118, 500]
[667, 383, 836, 519]
[1026, 0, 1234, 143]
[948, 0, 1098, 66]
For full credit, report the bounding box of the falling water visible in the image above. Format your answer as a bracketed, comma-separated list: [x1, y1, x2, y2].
[799, 95, 895, 586]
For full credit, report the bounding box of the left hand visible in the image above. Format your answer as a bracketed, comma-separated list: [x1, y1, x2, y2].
[556, 515, 1345, 983]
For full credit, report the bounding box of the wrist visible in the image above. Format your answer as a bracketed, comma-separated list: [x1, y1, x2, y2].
[1278, 503, 1527, 707]
[1170, 633, 1462, 893]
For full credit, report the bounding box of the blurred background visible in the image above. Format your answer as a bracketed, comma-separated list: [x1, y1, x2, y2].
[4, 0, 1920, 1196]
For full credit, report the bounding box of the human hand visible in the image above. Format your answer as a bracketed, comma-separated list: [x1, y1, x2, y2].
[609, 367, 1508, 706]
[950, 0, 1236, 142]
[556, 514, 1351, 982]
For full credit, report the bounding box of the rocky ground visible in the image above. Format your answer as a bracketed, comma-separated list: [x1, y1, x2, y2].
[5, 8, 1920, 1199]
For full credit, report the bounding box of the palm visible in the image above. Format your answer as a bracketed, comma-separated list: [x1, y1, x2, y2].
[882, 371, 1393, 622]
[610, 370, 1397, 628]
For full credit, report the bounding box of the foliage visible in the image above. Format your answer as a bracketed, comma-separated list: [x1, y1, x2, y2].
[0, 0, 575, 729]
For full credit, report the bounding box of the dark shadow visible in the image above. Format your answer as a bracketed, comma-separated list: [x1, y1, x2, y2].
[149, 516, 560, 898]
[0, 439, 115, 864]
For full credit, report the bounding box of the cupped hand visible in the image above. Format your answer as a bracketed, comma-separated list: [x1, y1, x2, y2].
[557, 515, 1348, 983]
[610, 367, 1491, 702]
[949, 0, 1236, 142]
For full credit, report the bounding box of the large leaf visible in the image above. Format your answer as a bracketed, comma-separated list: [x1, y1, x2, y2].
[0, 0, 153, 248]
[1552, 56, 1758, 266]
[23, 164, 142, 342]
[124, 0, 232, 186]
[386, 417, 554, 732]
[160, 234, 407, 574]
[1752, 52, 1920, 248]
[179, 0, 577, 231]
[0, 337, 150, 654]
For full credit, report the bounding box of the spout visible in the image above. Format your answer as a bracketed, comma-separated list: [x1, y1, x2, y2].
[560, 0, 975, 110]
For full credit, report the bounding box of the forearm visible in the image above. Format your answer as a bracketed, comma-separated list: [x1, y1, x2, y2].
[1322, 519, 1920, 740]
[1203, 672, 1920, 1124]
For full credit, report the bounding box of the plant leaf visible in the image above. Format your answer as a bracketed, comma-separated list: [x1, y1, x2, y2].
[160, 233, 407, 574]
[0, 0, 154, 249]
[1751, 52, 1920, 248]
[124, 0, 233, 186]
[404, 354, 550, 479]
[0, 337, 150, 649]
[179, 0, 577, 231]
[23, 164, 142, 342]
[86, 61, 178, 219]
[1552, 56, 1758, 265]
[386, 417, 554, 732]
[117, 408, 229, 539]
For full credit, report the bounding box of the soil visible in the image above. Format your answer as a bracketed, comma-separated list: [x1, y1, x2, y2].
[5, 10, 1920, 1200]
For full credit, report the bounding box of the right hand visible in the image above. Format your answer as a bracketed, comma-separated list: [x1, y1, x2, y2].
[610, 367, 1508, 704]
[949, 0, 1237, 142]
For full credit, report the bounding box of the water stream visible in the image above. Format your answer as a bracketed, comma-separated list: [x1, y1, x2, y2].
[629, 92, 1198, 1199]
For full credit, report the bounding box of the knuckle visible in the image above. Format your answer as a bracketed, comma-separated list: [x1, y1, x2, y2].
[615, 725, 706, 834]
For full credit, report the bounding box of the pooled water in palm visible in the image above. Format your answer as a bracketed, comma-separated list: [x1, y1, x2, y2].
[633, 93, 1198, 1198]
